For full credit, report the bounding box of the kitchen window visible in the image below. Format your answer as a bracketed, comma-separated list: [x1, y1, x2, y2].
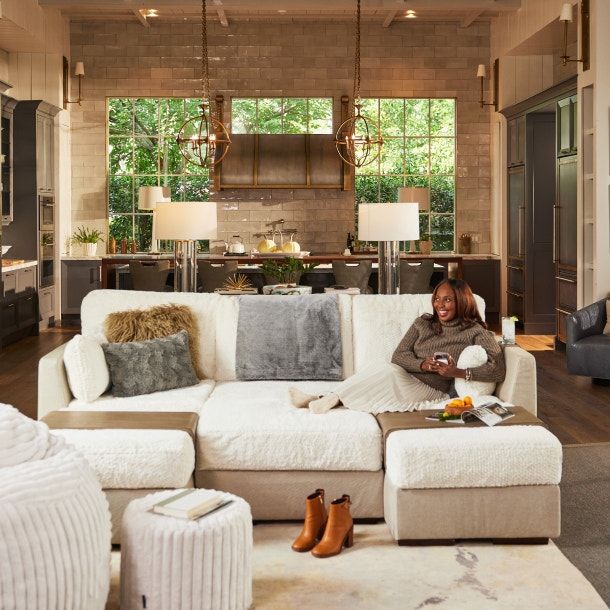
[355, 98, 456, 252]
[107, 97, 210, 251]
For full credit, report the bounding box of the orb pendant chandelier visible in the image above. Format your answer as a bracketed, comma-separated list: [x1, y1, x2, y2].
[335, 0, 383, 168]
[177, 0, 231, 168]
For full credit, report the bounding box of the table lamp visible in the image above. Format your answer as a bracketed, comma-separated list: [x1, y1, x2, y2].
[155, 202, 218, 292]
[358, 203, 419, 294]
[138, 186, 171, 253]
[398, 187, 428, 253]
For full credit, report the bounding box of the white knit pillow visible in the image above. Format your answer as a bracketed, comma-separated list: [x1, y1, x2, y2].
[454, 345, 496, 397]
[63, 335, 110, 403]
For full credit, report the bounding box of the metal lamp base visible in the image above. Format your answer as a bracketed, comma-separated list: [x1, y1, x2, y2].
[378, 241, 400, 295]
[173, 240, 198, 292]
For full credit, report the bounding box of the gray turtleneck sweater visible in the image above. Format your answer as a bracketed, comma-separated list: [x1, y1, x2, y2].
[391, 316, 506, 394]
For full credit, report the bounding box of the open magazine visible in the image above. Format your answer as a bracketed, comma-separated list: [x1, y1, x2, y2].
[426, 403, 515, 427]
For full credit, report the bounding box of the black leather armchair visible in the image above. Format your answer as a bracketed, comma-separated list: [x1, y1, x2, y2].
[566, 297, 610, 381]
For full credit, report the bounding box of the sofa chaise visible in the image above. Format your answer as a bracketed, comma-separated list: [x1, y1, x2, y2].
[38, 290, 560, 544]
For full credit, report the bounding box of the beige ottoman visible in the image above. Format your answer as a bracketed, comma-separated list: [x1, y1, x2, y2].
[121, 490, 253, 610]
[383, 425, 562, 544]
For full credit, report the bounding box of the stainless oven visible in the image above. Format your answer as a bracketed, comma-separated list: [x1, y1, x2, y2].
[39, 231, 54, 287]
[39, 195, 54, 231]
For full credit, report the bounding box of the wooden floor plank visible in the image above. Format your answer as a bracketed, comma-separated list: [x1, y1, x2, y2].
[0, 330, 608, 444]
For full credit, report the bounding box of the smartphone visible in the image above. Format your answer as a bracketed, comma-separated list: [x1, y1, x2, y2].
[433, 351, 451, 365]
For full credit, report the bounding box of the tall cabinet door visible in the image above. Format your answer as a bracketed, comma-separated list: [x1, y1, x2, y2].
[507, 165, 525, 320]
[555, 155, 578, 343]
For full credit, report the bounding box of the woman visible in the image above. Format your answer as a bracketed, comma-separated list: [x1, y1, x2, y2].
[289, 279, 506, 414]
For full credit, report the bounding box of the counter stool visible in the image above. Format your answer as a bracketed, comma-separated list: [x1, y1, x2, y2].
[121, 490, 252, 610]
[129, 260, 171, 291]
[198, 261, 239, 293]
[331, 260, 372, 294]
[399, 260, 434, 294]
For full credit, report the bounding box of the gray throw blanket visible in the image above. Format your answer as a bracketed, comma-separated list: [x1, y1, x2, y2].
[236, 294, 343, 380]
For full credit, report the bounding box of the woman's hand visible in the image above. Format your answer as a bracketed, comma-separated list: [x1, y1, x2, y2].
[420, 357, 438, 373]
[434, 359, 467, 379]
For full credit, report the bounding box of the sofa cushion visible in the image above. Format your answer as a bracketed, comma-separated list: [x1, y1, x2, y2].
[385, 425, 562, 489]
[215, 294, 355, 381]
[50, 428, 194, 489]
[351, 294, 485, 373]
[454, 345, 496, 397]
[102, 331, 199, 397]
[63, 334, 110, 403]
[104, 303, 205, 379]
[80, 290, 220, 379]
[68, 379, 215, 411]
[196, 381, 382, 471]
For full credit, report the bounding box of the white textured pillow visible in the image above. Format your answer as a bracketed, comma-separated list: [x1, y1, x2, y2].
[454, 345, 496, 397]
[63, 335, 110, 403]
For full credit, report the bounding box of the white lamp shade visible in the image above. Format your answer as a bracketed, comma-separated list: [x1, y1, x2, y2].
[155, 202, 218, 240]
[358, 203, 419, 242]
[560, 2, 572, 21]
[398, 187, 429, 211]
[138, 186, 170, 210]
[476, 64, 487, 78]
[74, 61, 85, 76]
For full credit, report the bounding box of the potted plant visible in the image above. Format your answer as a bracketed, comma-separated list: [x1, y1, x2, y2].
[71, 226, 105, 257]
[260, 258, 318, 294]
[418, 232, 432, 255]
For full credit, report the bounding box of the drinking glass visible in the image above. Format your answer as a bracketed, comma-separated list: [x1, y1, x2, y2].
[501, 317, 516, 345]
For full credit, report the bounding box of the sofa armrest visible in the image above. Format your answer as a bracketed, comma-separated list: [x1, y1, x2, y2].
[38, 343, 73, 420]
[495, 345, 537, 415]
[566, 298, 608, 345]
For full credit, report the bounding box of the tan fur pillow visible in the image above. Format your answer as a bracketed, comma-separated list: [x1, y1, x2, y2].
[104, 304, 205, 379]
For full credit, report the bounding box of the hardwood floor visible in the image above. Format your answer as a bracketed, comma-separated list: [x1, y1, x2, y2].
[0, 328, 607, 444]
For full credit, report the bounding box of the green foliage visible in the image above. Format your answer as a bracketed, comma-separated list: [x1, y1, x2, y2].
[72, 226, 104, 244]
[231, 97, 333, 134]
[260, 258, 318, 284]
[355, 98, 456, 253]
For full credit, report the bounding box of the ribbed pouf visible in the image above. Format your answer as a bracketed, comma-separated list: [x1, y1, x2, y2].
[121, 490, 253, 610]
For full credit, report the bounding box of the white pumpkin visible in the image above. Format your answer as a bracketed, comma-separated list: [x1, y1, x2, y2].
[282, 240, 300, 253]
[257, 239, 276, 253]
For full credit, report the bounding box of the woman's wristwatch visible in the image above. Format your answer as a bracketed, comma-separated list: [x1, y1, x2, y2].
[464, 368, 472, 381]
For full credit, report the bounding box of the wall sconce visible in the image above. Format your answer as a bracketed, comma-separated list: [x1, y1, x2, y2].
[559, 1, 589, 71]
[64, 61, 85, 106]
[476, 60, 498, 111]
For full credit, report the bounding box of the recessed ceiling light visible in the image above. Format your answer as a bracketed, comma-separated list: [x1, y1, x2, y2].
[405, 11, 416, 18]
[141, 8, 159, 18]
[278, 9, 287, 13]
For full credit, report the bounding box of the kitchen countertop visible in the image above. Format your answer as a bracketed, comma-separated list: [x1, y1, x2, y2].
[62, 253, 501, 261]
[1, 260, 38, 272]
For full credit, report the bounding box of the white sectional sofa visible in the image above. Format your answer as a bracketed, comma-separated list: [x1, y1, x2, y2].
[38, 290, 546, 543]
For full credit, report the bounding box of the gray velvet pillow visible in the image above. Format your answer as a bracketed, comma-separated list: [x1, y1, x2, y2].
[102, 330, 198, 397]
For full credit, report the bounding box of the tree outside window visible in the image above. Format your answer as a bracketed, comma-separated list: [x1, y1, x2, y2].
[107, 98, 210, 252]
[355, 98, 456, 252]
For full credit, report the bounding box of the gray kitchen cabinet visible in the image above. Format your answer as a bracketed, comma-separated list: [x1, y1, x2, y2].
[61, 260, 101, 316]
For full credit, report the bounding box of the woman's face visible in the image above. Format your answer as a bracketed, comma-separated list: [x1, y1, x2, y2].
[433, 284, 457, 322]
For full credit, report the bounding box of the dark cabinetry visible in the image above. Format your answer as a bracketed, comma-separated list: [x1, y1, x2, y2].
[557, 95, 577, 157]
[506, 113, 556, 334]
[508, 116, 526, 166]
[61, 260, 101, 317]
[554, 125, 578, 343]
[0, 286, 39, 347]
[463, 259, 500, 323]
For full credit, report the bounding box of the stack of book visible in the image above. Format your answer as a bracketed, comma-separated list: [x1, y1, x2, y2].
[152, 489, 231, 520]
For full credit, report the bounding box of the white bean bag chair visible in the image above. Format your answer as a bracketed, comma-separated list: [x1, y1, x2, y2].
[0, 404, 112, 610]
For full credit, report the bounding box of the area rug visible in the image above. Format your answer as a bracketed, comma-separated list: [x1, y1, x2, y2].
[556, 443, 610, 606]
[105, 522, 606, 610]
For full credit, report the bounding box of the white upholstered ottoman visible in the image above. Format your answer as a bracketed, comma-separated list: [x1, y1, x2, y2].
[383, 425, 563, 544]
[121, 490, 253, 610]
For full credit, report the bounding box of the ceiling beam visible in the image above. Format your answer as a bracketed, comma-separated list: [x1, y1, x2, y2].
[382, 9, 398, 27]
[132, 9, 150, 28]
[212, 0, 229, 27]
[460, 9, 483, 27]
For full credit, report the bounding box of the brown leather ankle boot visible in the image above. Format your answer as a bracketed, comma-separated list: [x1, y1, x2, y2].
[311, 494, 353, 558]
[291, 489, 327, 552]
